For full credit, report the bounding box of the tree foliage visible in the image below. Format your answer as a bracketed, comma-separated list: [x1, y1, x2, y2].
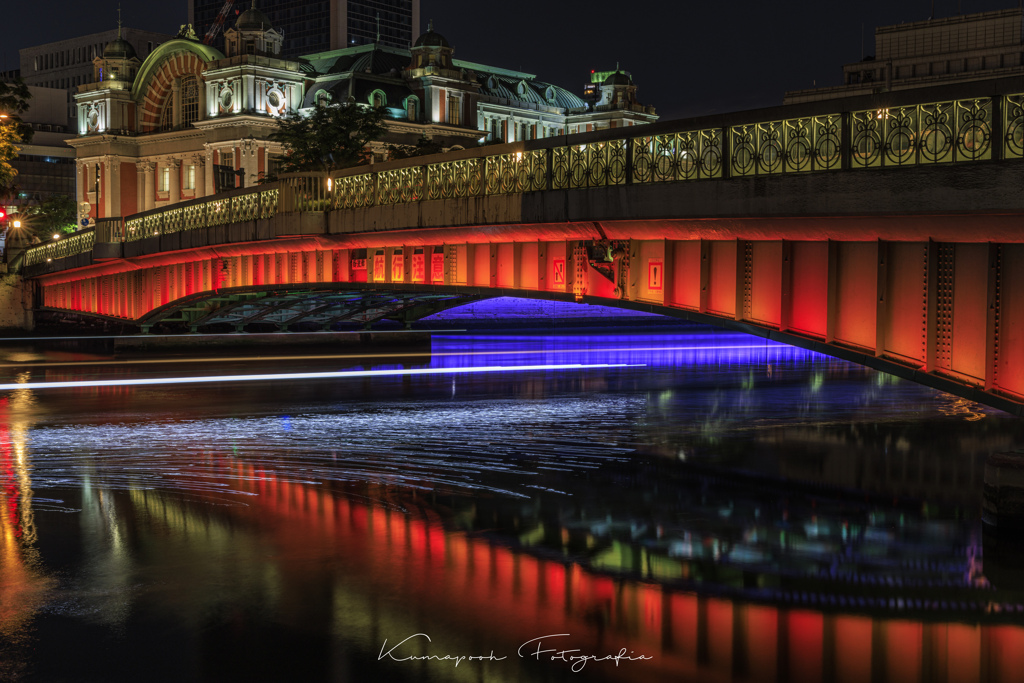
[269, 101, 388, 174]
[28, 195, 78, 239]
[386, 135, 444, 161]
[0, 79, 32, 191]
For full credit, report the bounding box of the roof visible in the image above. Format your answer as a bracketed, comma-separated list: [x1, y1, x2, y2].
[298, 43, 587, 112]
[103, 37, 137, 60]
[413, 21, 450, 48]
[302, 45, 409, 76]
[474, 70, 586, 109]
[236, 4, 273, 31]
[303, 74, 412, 109]
[603, 71, 632, 86]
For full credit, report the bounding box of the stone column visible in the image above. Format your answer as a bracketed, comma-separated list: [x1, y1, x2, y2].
[204, 144, 216, 196]
[241, 138, 258, 188]
[88, 161, 101, 216]
[193, 154, 207, 199]
[103, 154, 121, 218]
[75, 160, 89, 226]
[142, 161, 156, 211]
[169, 158, 181, 205]
[136, 163, 146, 212]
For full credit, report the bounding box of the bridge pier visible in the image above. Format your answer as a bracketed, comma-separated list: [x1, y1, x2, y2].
[0, 272, 34, 332]
[983, 452, 1024, 531]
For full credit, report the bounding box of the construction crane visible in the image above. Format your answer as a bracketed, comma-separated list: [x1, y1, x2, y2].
[203, 0, 237, 45]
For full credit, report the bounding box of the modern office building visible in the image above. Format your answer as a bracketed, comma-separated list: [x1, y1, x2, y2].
[188, 0, 420, 59]
[0, 84, 76, 214]
[19, 26, 175, 123]
[785, 7, 1024, 104]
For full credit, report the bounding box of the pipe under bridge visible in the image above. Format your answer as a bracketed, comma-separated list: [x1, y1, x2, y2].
[19, 78, 1024, 414]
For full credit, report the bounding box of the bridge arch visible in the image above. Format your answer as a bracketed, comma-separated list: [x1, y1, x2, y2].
[34, 268, 1023, 416]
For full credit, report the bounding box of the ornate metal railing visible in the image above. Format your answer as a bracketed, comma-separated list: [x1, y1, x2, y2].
[23, 230, 96, 266]
[730, 115, 841, 176]
[123, 187, 280, 242]
[633, 128, 723, 182]
[26, 91, 1024, 270]
[851, 99, 993, 167]
[426, 158, 485, 199]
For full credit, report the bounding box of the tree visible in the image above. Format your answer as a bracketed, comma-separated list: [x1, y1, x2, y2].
[386, 135, 444, 161]
[269, 101, 388, 174]
[0, 79, 32, 191]
[28, 195, 78, 239]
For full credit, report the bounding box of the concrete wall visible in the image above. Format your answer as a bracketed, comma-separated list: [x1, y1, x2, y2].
[0, 274, 34, 331]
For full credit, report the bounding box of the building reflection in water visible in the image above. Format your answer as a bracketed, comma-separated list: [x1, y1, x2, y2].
[0, 385, 55, 681]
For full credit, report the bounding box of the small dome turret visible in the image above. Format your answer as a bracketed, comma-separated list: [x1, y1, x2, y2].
[603, 70, 632, 87]
[103, 37, 137, 60]
[413, 20, 450, 48]
[236, 1, 273, 31]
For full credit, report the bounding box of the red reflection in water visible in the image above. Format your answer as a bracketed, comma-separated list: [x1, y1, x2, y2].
[187, 458, 1024, 682]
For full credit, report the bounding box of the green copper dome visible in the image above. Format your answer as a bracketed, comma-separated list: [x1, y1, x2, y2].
[236, 3, 273, 31]
[603, 70, 632, 86]
[103, 37, 137, 60]
[414, 20, 449, 48]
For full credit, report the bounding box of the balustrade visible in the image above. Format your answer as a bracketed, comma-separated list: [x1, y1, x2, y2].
[27, 91, 1024, 269]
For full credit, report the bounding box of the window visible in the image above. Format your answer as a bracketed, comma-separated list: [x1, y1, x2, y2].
[184, 165, 196, 190]
[181, 75, 199, 126]
[371, 90, 385, 108]
[159, 167, 170, 192]
[160, 102, 172, 131]
[405, 96, 418, 121]
[447, 96, 460, 126]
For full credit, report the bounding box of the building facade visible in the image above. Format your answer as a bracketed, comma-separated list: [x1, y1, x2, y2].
[19, 27, 175, 125]
[785, 7, 1024, 104]
[68, 12, 656, 223]
[189, 0, 420, 60]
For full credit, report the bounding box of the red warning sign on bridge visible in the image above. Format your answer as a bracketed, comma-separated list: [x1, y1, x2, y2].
[648, 258, 663, 291]
[553, 258, 566, 286]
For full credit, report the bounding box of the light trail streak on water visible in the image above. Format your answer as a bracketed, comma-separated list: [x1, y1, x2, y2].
[0, 362, 641, 391]
[0, 343, 801, 369]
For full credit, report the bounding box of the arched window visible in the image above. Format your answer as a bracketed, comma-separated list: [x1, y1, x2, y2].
[160, 102, 172, 131]
[181, 75, 199, 126]
[370, 89, 386, 108]
[405, 96, 418, 122]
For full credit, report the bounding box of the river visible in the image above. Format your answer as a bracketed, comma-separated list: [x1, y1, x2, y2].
[1, 326, 1023, 682]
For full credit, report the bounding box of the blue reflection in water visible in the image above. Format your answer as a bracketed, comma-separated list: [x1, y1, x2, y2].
[429, 331, 823, 369]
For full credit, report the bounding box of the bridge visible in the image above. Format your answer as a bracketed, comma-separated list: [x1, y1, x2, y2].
[16, 77, 1024, 414]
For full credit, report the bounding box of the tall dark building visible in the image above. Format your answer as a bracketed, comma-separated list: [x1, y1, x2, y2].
[188, 0, 420, 59]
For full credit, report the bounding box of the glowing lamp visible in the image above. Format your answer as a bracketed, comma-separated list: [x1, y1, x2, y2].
[52, 233, 60, 240]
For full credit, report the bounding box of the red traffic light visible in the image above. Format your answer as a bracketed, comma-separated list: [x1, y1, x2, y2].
[0, 208, 7, 222]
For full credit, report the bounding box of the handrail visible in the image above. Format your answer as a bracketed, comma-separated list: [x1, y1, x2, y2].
[27, 87, 1024, 268]
[23, 229, 96, 267]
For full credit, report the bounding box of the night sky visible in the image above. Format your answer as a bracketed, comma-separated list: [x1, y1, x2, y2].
[4, 0, 1019, 121]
